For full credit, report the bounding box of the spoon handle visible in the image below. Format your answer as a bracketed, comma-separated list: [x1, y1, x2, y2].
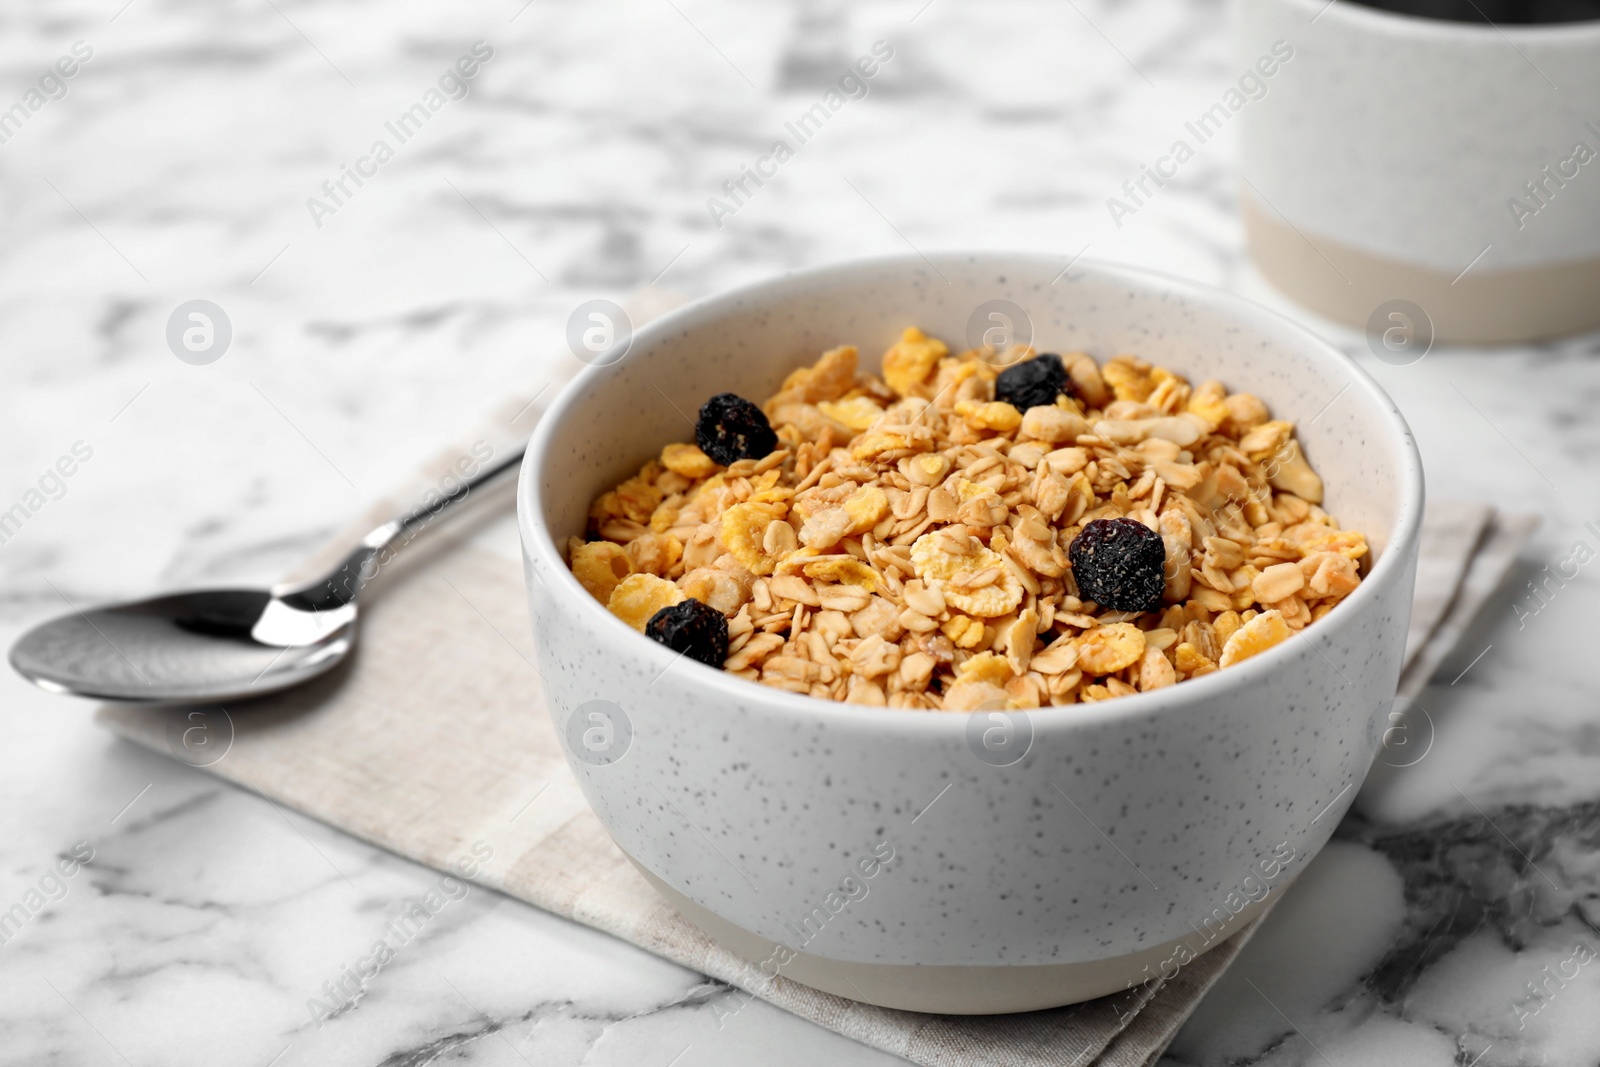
[279, 442, 526, 611]
[368, 443, 527, 553]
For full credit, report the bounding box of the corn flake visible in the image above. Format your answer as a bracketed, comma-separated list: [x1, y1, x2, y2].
[957, 650, 1014, 686]
[910, 531, 1023, 618]
[661, 442, 717, 479]
[1074, 623, 1146, 675]
[1218, 609, 1291, 668]
[607, 573, 685, 631]
[800, 557, 879, 589]
[844, 486, 890, 532]
[818, 396, 885, 431]
[571, 541, 633, 603]
[881, 327, 948, 396]
[718, 501, 787, 575]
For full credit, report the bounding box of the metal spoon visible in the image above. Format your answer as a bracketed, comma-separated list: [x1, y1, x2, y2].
[9, 445, 525, 704]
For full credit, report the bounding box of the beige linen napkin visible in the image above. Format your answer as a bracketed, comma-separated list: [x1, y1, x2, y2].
[94, 446, 1534, 1067]
[1397, 503, 1537, 699]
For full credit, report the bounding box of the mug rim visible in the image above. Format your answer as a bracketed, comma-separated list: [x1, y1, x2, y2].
[1276, 0, 1600, 40]
[519, 252, 1426, 736]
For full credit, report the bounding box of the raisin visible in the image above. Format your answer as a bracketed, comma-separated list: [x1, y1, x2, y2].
[644, 598, 729, 668]
[1068, 517, 1166, 613]
[695, 393, 777, 466]
[994, 353, 1071, 412]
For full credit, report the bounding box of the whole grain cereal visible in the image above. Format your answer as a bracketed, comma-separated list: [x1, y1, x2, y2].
[566, 328, 1367, 711]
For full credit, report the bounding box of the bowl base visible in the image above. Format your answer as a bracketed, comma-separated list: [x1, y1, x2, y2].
[627, 855, 1269, 1015]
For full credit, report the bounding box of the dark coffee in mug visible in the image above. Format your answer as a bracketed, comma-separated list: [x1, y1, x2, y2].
[1348, 0, 1600, 23]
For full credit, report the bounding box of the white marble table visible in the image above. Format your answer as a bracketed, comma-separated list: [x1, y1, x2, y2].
[3, 0, 1598, 1063]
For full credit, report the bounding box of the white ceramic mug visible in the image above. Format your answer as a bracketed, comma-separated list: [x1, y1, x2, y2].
[1237, 0, 1600, 344]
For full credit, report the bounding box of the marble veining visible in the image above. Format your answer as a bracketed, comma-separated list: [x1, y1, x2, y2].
[2, 0, 1598, 1063]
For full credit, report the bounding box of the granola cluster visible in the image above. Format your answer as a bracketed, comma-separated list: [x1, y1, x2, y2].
[567, 328, 1367, 711]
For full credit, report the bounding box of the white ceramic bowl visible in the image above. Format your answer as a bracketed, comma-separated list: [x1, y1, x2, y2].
[518, 254, 1424, 1014]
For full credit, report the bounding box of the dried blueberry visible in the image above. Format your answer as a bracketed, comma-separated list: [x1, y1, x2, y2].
[644, 598, 729, 668]
[695, 392, 777, 466]
[1068, 517, 1166, 613]
[994, 353, 1071, 412]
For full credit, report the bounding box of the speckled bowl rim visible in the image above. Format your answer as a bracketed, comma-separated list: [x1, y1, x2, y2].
[519, 252, 1425, 736]
[1276, 0, 1600, 41]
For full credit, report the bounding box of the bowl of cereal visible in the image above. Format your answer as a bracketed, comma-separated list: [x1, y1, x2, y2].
[518, 254, 1423, 1014]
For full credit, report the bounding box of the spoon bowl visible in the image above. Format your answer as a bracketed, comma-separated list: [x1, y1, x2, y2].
[9, 444, 524, 705]
[9, 587, 357, 703]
